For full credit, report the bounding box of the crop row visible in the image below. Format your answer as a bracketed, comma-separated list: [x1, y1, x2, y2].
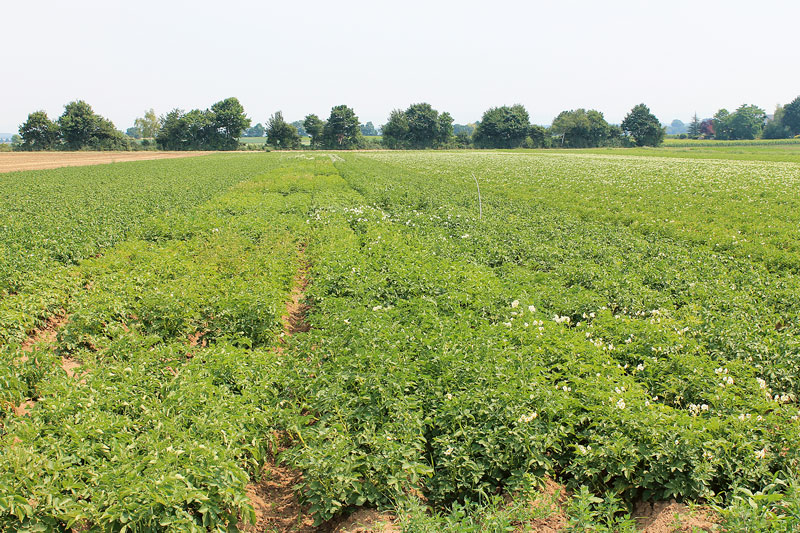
[0, 157, 340, 530]
[277, 152, 800, 522]
[2, 152, 799, 530]
[0, 154, 285, 346]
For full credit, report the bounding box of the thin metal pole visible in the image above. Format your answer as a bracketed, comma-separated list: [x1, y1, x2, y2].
[472, 172, 482, 220]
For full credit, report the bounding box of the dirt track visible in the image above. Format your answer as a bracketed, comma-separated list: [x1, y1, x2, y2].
[0, 151, 214, 173]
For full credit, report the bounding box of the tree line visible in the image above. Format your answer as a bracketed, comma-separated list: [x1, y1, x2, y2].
[16, 101, 131, 151]
[14, 96, 799, 152]
[260, 102, 665, 150]
[683, 98, 800, 141]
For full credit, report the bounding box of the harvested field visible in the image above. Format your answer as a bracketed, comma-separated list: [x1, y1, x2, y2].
[0, 151, 213, 173]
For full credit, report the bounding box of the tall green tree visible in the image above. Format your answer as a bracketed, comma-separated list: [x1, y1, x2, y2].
[58, 100, 99, 150]
[266, 111, 301, 149]
[453, 124, 475, 136]
[134, 109, 160, 139]
[291, 121, 307, 137]
[621, 103, 665, 146]
[473, 104, 531, 148]
[303, 114, 325, 148]
[155, 108, 215, 150]
[360, 121, 378, 136]
[381, 103, 453, 149]
[126, 127, 143, 139]
[155, 98, 249, 150]
[209, 97, 250, 150]
[156, 109, 189, 150]
[782, 95, 800, 136]
[667, 119, 686, 135]
[405, 103, 440, 149]
[711, 105, 766, 140]
[762, 105, 792, 139]
[381, 110, 409, 149]
[244, 123, 266, 137]
[436, 112, 454, 147]
[322, 105, 362, 149]
[184, 109, 216, 148]
[729, 104, 766, 140]
[550, 109, 611, 148]
[527, 124, 549, 148]
[712, 109, 732, 140]
[687, 113, 701, 139]
[19, 111, 60, 150]
[58, 100, 129, 150]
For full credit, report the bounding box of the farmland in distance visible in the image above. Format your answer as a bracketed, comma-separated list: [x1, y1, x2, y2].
[1, 150, 799, 531]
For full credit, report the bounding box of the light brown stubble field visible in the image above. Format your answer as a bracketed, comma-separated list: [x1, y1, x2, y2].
[0, 151, 214, 173]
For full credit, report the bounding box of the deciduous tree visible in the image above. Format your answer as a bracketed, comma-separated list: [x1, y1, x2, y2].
[19, 111, 60, 150]
[266, 111, 301, 149]
[712, 105, 766, 140]
[134, 109, 160, 139]
[782, 95, 800, 136]
[762, 105, 792, 139]
[381, 103, 453, 149]
[322, 105, 362, 149]
[712, 109, 732, 140]
[244, 123, 266, 137]
[58, 100, 129, 150]
[210, 97, 250, 150]
[58, 100, 99, 150]
[551, 109, 611, 148]
[155, 98, 249, 150]
[621, 103, 664, 146]
[727, 104, 766, 140]
[473, 104, 531, 148]
[303, 114, 325, 148]
[360, 121, 378, 136]
[290, 121, 307, 137]
[381, 110, 408, 149]
[700, 118, 714, 137]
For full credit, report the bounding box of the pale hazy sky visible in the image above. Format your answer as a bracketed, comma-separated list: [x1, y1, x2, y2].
[2, 0, 799, 133]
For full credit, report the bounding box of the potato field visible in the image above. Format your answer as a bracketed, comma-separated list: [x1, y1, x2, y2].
[1, 150, 800, 531]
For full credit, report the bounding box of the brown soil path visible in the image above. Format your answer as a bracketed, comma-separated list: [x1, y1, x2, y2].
[0, 151, 214, 173]
[244, 246, 398, 532]
[283, 247, 311, 336]
[520, 478, 717, 532]
[12, 313, 87, 415]
[244, 246, 314, 531]
[20, 313, 68, 353]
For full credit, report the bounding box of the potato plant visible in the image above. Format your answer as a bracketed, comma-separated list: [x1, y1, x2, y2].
[2, 151, 800, 530]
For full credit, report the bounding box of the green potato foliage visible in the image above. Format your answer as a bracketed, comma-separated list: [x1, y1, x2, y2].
[2, 151, 800, 530]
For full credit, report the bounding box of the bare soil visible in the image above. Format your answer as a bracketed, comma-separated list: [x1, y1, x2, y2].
[241, 461, 316, 532]
[242, 459, 398, 533]
[514, 479, 718, 532]
[12, 313, 86, 415]
[242, 248, 396, 532]
[634, 500, 718, 532]
[522, 477, 569, 532]
[0, 151, 213, 173]
[330, 510, 398, 532]
[283, 248, 311, 336]
[20, 313, 68, 353]
[244, 248, 314, 531]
